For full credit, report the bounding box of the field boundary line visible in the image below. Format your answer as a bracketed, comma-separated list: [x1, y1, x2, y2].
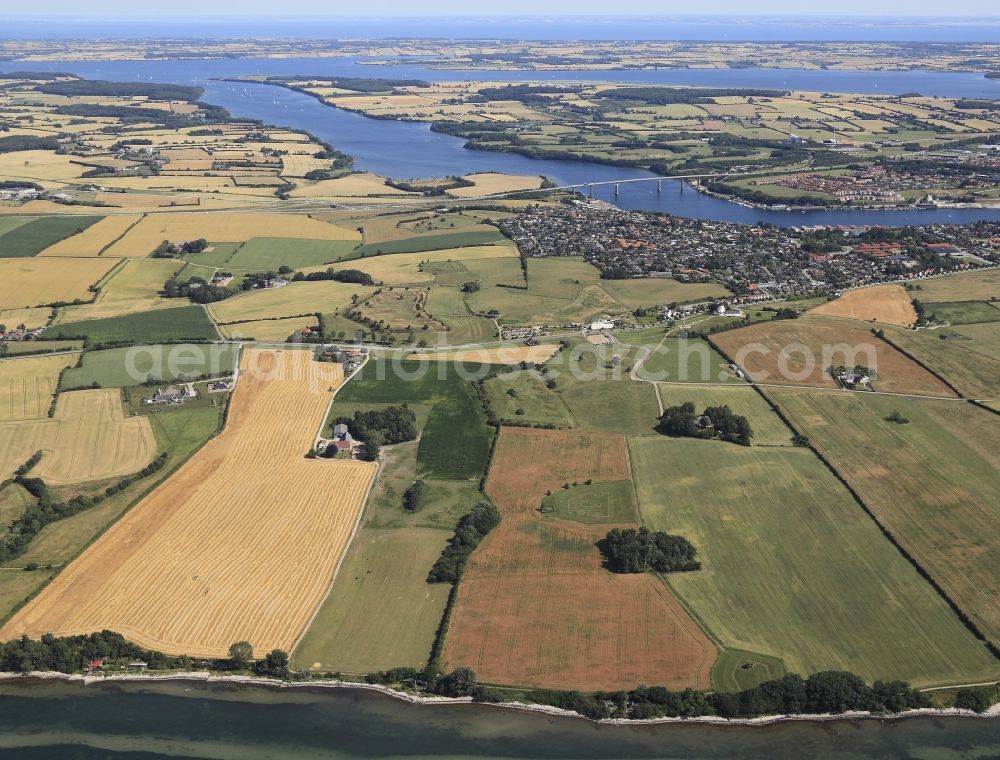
[754, 383, 1000, 661]
[291, 352, 377, 659]
[97, 214, 144, 257]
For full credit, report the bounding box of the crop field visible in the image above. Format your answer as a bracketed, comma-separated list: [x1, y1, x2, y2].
[710, 317, 956, 396]
[0, 307, 52, 330]
[0, 215, 103, 258]
[293, 527, 453, 673]
[414, 345, 559, 365]
[923, 301, 1000, 325]
[629, 435, 999, 686]
[354, 229, 508, 257]
[47, 304, 218, 345]
[0, 349, 377, 657]
[0, 257, 118, 308]
[655, 385, 793, 446]
[102, 212, 361, 257]
[598, 277, 730, 309]
[337, 356, 493, 481]
[447, 172, 544, 197]
[0, 353, 77, 421]
[208, 281, 374, 324]
[880, 326, 1000, 399]
[766, 387, 1000, 651]
[37, 215, 140, 257]
[357, 288, 442, 333]
[484, 369, 576, 428]
[61, 344, 238, 390]
[0, 388, 157, 485]
[222, 237, 360, 271]
[217, 316, 318, 341]
[53, 258, 184, 323]
[539, 479, 639, 524]
[444, 427, 717, 691]
[634, 336, 737, 384]
[336, 245, 519, 287]
[810, 284, 917, 327]
[911, 270, 1000, 302]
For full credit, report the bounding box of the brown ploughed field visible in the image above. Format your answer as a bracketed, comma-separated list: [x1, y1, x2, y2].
[442, 427, 716, 692]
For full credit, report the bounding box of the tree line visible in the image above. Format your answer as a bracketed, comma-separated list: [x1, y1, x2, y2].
[426, 501, 501, 583]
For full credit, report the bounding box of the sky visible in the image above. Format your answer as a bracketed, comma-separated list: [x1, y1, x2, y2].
[2, 2, 999, 18]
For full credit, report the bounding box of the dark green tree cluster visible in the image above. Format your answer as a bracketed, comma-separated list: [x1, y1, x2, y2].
[292, 267, 374, 286]
[427, 502, 501, 583]
[37, 79, 203, 101]
[656, 402, 753, 446]
[596, 87, 785, 105]
[162, 275, 235, 304]
[335, 405, 417, 445]
[403, 479, 425, 512]
[254, 649, 290, 678]
[0, 631, 181, 673]
[0, 135, 60, 154]
[600, 527, 701, 575]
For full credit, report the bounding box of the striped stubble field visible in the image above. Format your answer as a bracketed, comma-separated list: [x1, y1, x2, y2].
[0, 349, 376, 658]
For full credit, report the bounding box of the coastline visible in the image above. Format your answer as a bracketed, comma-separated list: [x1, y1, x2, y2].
[2, 670, 997, 727]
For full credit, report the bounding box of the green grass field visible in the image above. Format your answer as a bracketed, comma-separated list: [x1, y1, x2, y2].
[710, 648, 787, 693]
[484, 368, 575, 428]
[546, 343, 660, 435]
[292, 527, 453, 673]
[61, 344, 238, 389]
[337, 356, 494, 480]
[45, 305, 218, 345]
[598, 278, 729, 309]
[181, 242, 243, 269]
[0, 482, 31, 534]
[224, 237, 359, 271]
[355, 230, 507, 257]
[924, 301, 1000, 325]
[1, 340, 82, 356]
[634, 336, 737, 384]
[540, 479, 638, 524]
[0, 216, 102, 258]
[882, 326, 1000, 399]
[767, 387, 1000, 652]
[0, 218, 35, 237]
[629, 435, 999, 687]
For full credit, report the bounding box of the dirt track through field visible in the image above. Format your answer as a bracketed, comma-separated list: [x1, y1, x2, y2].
[443, 427, 716, 691]
[0, 349, 376, 657]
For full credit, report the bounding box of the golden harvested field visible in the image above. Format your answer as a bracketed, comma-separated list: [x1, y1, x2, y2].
[912, 270, 1000, 302]
[207, 281, 374, 324]
[0, 257, 118, 309]
[328, 244, 519, 286]
[102, 212, 361, 257]
[218, 315, 319, 341]
[0, 151, 86, 186]
[289, 172, 415, 198]
[94, 192, 200, 209]
[38, 215, 141, 257]
[411, 345, 559, 364]
[0, 353, 77, 421]
[444, 427, 716, 691]
[711, 317, 956, 396]
[0, 307, 52, 329]
[53, 258, 185, 323]
[810, 284, 917, 327]
[447, 173, 545, 197]
[0, 388, 156, 485]
[0, 349, 377, 657]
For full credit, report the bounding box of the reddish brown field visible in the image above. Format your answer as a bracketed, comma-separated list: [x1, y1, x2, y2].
[710, 317, 955, 396]
[442, 427, 716, 692]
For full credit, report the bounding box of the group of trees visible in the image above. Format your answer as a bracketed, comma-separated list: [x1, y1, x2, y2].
[335, 405, 417, 447]
[656, 402, 753, 446]
[292, 267, 374, 286]
[162, 275, 234, 304]
[599, 527, 701, 575]
[152, 238, 208, 258]
[403, 479, 425, 512]
[0, 631, 182, 673]
[426, 501, 501, 583]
